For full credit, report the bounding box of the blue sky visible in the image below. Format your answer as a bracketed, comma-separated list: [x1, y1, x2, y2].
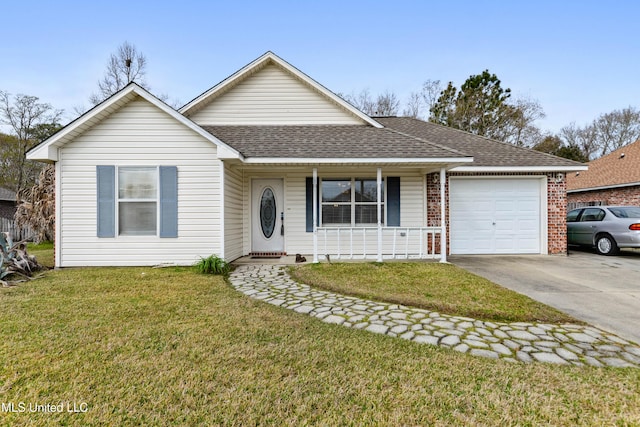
[2, 0, 639, 134]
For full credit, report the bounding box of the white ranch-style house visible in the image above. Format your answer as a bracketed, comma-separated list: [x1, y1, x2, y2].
[27, 52, 586, 267]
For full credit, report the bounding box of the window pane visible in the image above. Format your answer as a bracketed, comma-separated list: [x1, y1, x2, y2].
[322, 180, 351, 202]
[355, 179, 383, 202]
[356, 205, 384, 224]
[119, 202, 157, 235]
[119, 167, 157, 199]
[581, 208, 605, 222]
[322, 205, 351, 224]
[566, 209, 581, 222]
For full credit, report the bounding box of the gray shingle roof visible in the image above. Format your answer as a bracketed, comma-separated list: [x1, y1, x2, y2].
[202, 125, 470, 159]
[376, 117, 585, 168]
[0, 187, 16, 201]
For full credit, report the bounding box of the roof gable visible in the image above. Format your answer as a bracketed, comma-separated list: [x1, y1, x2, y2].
[27, 83, 241, 162]
[567, 139, 640, 191]
[180, 52, 382, 127]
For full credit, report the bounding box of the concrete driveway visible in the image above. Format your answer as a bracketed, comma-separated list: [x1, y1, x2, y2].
[450, 249, 640, 344]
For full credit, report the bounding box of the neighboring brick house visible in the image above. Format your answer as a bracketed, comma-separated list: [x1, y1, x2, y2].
[0, 187, 17, 220]
[567, 139, 640, 209]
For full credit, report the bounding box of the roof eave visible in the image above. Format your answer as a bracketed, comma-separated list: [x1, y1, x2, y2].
[567, 181, 640, 193]
[241, 157, 473, 166]
[450, 165, 588, 173]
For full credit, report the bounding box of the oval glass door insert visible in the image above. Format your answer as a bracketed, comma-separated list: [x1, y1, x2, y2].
[260, 188, 276, 238]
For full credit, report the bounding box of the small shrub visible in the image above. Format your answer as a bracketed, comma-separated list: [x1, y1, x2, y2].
[194, 255, 230, 275]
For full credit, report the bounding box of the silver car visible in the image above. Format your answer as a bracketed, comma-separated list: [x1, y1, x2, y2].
[567, 206, 640, 255]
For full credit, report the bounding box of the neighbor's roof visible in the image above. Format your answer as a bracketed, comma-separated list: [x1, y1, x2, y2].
[376, 117, 587, 171]
[567, 139, 640, 192]
[0, 187, 16, 201]
[202, 125, 471, 162]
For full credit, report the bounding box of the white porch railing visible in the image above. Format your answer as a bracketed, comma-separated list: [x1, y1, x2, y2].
[316, 226, 441, 261]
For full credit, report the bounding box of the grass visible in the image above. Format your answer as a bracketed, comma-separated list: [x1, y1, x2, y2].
[289, 262, 582, 324]
[1, 252, 638, 424]
[27, 241, 54, 269]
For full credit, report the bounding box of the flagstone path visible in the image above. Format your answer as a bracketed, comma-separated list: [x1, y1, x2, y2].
[229, 264, 640, 368]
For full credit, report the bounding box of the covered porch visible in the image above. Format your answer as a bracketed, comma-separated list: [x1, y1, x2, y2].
[310, 166, 448, 263]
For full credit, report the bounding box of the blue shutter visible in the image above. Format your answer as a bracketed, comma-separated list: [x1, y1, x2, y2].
[387, 177, 400, 226]
[96, 166, 115, 237]
[159, 166, 178, 238]
[305, 177, 320, 232]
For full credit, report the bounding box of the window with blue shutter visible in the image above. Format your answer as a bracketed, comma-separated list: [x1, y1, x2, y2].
[306, 176, 400, 229]
[97, 166, 178, 238]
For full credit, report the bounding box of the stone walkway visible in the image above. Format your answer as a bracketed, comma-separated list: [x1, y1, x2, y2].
[229, 264, 640, 368]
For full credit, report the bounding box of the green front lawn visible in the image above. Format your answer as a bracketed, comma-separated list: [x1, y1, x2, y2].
[1, 260, 639, 424]
[290, 262, 580, 323]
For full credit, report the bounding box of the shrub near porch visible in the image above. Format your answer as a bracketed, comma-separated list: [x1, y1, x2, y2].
[290, 262, 580, 324]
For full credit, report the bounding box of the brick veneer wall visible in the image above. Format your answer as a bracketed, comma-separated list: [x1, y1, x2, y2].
[426, 172, 567, 255]
[567, 185, 640, 208]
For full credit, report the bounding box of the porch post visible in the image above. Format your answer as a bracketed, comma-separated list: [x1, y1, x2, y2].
[313, 168, 319, 263]
[377, 167, 382, 262]
[439, 167, 447, 263]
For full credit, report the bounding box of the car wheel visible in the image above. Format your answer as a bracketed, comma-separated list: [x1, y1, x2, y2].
[595, 234, 619, 255]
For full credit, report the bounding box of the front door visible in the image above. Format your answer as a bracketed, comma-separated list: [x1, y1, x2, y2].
[251, 179, 285, 253]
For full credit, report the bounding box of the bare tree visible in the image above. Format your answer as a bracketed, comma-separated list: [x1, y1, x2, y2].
[420, 79, 442, 117]
[402, 92, 422, 118]
[341, 89, 400, 116]
[341, 89, 375, 115]
[593, 107, 640, 155]
[402, 80, 443, 119]
[374, 91, 400, 116]
[89, 41, 148, 105]
[560, 123, 598, 160]
[0, 91, 62, 193]
[559, 107, 640, 160]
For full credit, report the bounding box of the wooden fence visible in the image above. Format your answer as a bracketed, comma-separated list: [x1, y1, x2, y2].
[0, 217, 34, 241]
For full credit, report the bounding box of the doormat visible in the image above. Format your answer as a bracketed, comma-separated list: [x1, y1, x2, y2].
[250, 252, 286, 259]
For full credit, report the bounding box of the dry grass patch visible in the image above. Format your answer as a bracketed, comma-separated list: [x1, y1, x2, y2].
[290, 262, 581, 323]
[0, 264, 638, 425]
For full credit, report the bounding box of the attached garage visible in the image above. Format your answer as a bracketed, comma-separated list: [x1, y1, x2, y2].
[449, 177, 546, 254]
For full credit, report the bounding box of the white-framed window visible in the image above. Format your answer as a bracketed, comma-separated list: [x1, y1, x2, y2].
[320, 178, 384, 226]
[117, 166, 159, 236]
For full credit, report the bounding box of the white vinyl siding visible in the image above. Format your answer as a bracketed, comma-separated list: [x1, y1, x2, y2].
[224, 163, 244, 261]
[58, 97, 222, 267]
[189, 64, 365, 125]
[239, 168, 425, 256]
[449, 177, 544, 254]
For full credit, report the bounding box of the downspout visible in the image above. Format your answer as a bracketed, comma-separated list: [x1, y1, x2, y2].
[377, 167, 382, 262]
[54, 154, 61, 268]
[219, 161, 225, 260]
[440, 167, 447, 263]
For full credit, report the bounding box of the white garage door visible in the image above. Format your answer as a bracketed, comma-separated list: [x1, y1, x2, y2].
[450, 178, 542, 254]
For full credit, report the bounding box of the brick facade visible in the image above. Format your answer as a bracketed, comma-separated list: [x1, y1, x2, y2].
[426, 172, 567, 255]
[567, 185, 640, 209]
